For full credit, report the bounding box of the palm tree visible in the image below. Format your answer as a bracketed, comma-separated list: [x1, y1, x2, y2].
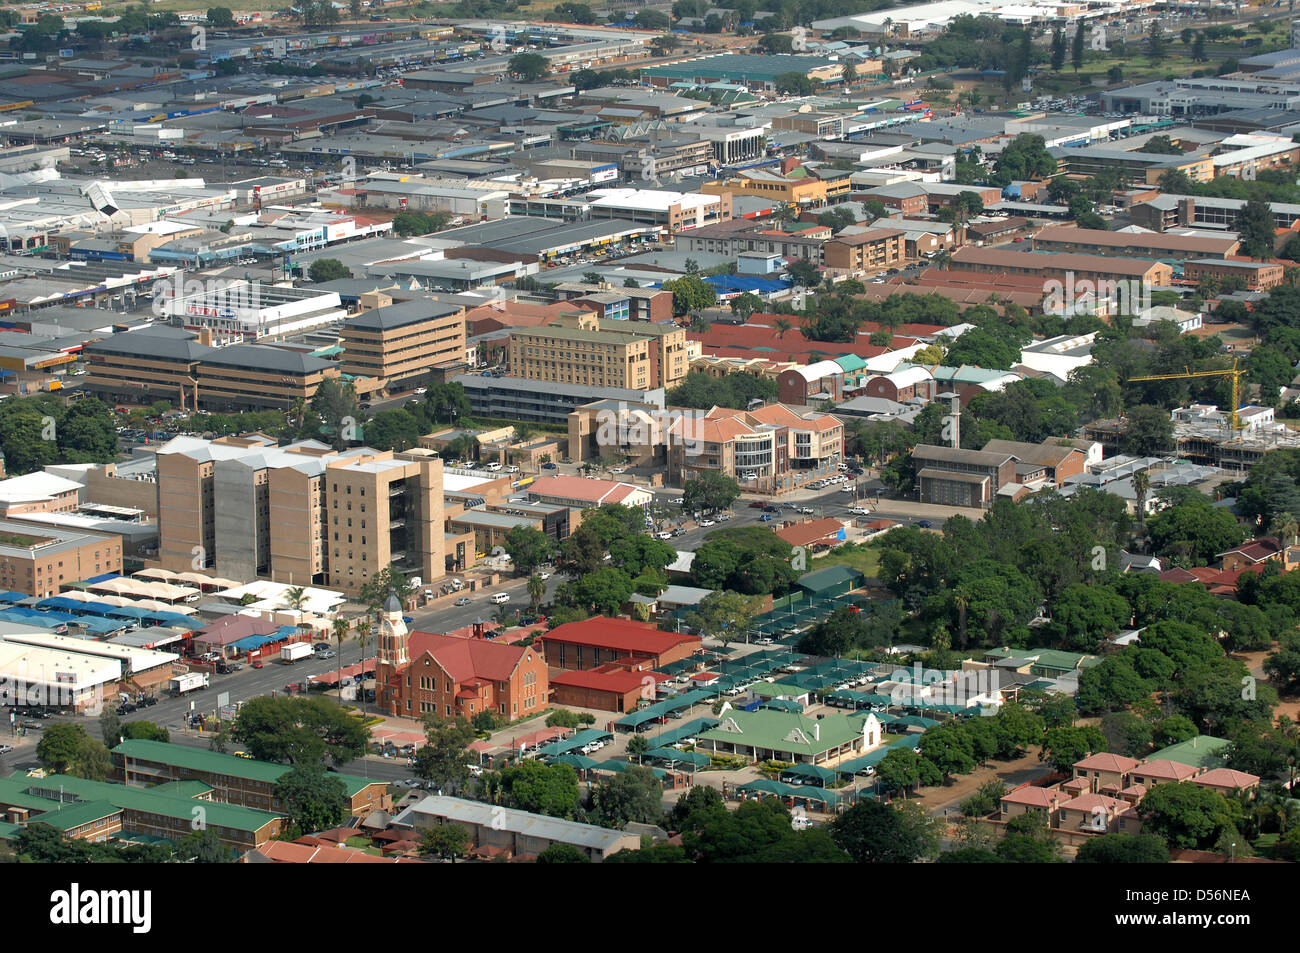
[1269, 512, 1299, 548]
[932, 249, 951, 271]
[333, 616, 350, 704]
[527, 574, 545, 614]
[283, 586, 309, 644]
[354, 618, 373, 714]
[774, 317, 793, 339]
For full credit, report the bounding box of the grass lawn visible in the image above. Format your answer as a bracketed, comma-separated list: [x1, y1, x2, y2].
[813, 543, 881, 580]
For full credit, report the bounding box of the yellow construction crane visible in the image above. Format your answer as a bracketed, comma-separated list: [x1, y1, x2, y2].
[1127, 358, 1248, 431]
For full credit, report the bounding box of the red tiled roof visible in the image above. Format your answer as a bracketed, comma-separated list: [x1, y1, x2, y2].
[550, 668, 668, 693]
[406, 631, 536, 683]
[1000, 786, 1061, 808]
[540, 617, 701, 655]
[197, 614, 281, 645]
[1074, 753, 1141, 773]
[250, 841, 419, 863]
[1060, 792, 1123, 812]
[1218, 538, 1282, 564]
[1135, 759, 1200, 781]
[775, 517, 848, 548]
[1193, 768, 1260, 790]
[529, 476, 641, 505]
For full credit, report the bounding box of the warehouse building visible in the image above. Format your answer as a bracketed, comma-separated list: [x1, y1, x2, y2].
[394, 795, 641, 861]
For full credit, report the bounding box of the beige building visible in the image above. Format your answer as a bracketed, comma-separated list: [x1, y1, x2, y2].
[85, 326, 342, 413]
[0, 518, 123, 599]
[153, 436, 445, 596]
[508, 311, 688, 390]
[666, 403, 844, 493]
[339, 299, 467, 393]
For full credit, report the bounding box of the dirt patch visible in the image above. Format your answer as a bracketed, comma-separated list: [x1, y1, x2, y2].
[906, 748, 1053, 816]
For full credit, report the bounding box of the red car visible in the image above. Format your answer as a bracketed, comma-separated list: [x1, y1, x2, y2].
[250, 659, 263, 669]
[749, 501, 766, 508]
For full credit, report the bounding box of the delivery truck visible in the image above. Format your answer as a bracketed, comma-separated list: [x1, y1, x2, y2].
[280, 642, 314, 664]
[168, 672, 209, 695]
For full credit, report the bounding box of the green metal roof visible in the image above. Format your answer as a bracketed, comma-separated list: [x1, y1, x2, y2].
[0, 820, 22, 841]
[645, 747, 710, 767]
[780, 762, 836, 784]
[533, 728, 614, 759]
[14, 774, 280, 833]
[613, 689, 711, 728]
[149, 779, 214, 799]
[1148, 735, 1230, 770]
[596, 760, 669, 781]
[834, 354, 867, 372]
[760, 698, 804, 713]
[701, 709, 866, 756]
[34, 799, 120, 832]
[797, 564, 864, 594]
[111, 739, 381, 798]
[549, 753, 599, 770]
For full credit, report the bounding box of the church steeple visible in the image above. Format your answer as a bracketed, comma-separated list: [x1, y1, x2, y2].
[378, 588, 408, 668]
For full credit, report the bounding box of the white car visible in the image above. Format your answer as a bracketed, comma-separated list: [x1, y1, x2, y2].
[658, 531, 673, 540]
[672, 498, 684, 505]
[485, 462, 502, 471]
[609, 466, 626, 474]
[537, 571, 551, 581]
[842, 485, 856, 493]
[491, 592, 510, 604]
[699, 519, 715, 527]
[414, 387, 427, 395]
[506, 465, 519, 473]
[850, 506, 871, 516]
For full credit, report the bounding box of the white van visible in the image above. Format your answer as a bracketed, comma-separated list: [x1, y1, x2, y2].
[491, 592, 510, 604]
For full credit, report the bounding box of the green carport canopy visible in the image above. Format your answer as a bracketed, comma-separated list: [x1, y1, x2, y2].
[597, 760, 670, 781]
[645, 748, 710, 767]
[549, 753, 599, 770]
[533, 728, 613, 758]
[760, 698, 804, 713]
[834, 746, 894, 777]
[780, 762, 836, 785]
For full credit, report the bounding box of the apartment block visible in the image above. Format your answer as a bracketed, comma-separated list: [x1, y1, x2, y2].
[948, 247, 1173, 288]
[823, 227, 906, 275]
[339, 299, 467, 391]
[508, 311, 688, 390]
[153, 435, 445, 595]
[1183, 258, 1284, 291]
[1031, 224, 1239, 260]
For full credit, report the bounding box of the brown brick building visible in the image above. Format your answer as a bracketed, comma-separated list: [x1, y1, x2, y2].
[374, 597, 549, 721]
[823, 228, 906, 275]
[539, 617, 702, 671]
[339, 299, 467, 392]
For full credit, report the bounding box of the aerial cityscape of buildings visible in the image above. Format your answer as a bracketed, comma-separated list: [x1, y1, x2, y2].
[0, 0, 1296, 912]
